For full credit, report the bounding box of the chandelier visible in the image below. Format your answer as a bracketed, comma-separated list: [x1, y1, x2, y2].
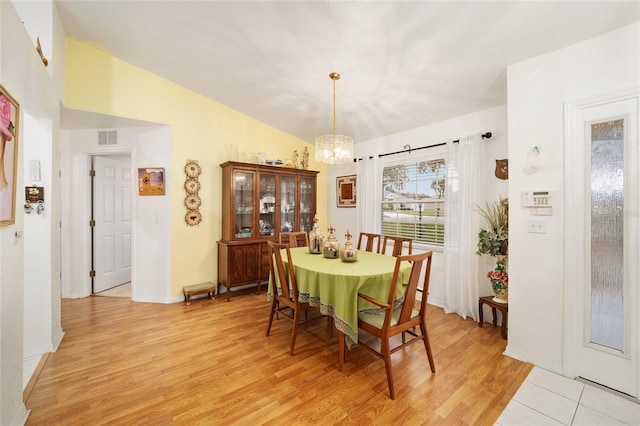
[315, 72, 354, 164]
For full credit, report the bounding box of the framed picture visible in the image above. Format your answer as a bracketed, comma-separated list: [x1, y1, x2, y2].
[336, 175, 356, 208]
[138, 167, 166, 196]
[0, 85, 20, 227]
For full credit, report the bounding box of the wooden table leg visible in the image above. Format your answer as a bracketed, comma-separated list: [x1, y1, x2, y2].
[501, 313, 508, 339]
[491, 307, 498, 326]
[478, 299, 484, 327]
[338, 331, 345, 371]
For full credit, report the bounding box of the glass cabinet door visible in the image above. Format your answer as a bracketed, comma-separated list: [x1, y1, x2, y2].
[234, 171, 254, 239]
[280, 175, 296, 233]
[299, 176, 315, 232]
[258, 173, 276, 237]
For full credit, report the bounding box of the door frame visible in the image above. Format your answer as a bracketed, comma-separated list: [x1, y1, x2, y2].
[79, 149, 135, 298]
[563, 87, 640, 397]
[91, 154, 133, 294]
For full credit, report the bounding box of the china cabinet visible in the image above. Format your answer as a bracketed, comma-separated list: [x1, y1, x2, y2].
[217, 161, 318, 300]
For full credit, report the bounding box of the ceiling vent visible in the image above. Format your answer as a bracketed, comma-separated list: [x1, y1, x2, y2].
[98, 130, 118, 145]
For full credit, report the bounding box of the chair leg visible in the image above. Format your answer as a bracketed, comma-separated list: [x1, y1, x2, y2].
[328, 316, 334, 338]
[266, 301, 277, 337]
[420, 321, 436, 373]
[338, 331, 346, 371]
[381, 339, 395, 400]
[290, 307, 302, 355]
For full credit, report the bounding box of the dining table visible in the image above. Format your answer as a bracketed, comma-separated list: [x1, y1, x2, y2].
[274, 246, 412, 369]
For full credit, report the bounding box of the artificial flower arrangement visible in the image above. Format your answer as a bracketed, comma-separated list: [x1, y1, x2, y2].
[476, 198, 509, 302]
[487, 261, 508, 299]
[476, 198, 509, 257]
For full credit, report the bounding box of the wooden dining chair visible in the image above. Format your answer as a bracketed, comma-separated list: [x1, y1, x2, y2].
[381, 235, 413, 256]
[355, 250, 435, 399]
[279, 231, 309, 248]
[357, 232, 381, 253]
[266, 240, 316, 355]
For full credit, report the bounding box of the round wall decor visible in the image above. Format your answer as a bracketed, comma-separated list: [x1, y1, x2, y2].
[184, 178, 201, 194]
[185, 210, 202, 226]
[184, 194, 202, 210]
[184, 160, 202, 226]
[185, 160, 202, 178]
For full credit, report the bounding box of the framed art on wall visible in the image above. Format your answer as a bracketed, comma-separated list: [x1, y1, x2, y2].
[138, 167, 166, 196]
[337, 175, 356, 208]
[0, 85, 20, 227]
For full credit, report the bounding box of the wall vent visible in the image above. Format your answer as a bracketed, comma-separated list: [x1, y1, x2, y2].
[98, 130, 118, 145]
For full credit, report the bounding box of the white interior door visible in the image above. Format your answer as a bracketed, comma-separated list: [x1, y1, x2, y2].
[93, 155, 132, 293]
[565, 92, 639, 398]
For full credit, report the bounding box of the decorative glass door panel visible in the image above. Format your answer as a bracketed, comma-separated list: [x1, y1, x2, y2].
[589, 119, 624, 351]
[234, 171, 254, 238]
[258, 173, 276, 237]
[565, 92, 638, 398]
[280, 175, 296, 233]
[300, 176, 315, 232]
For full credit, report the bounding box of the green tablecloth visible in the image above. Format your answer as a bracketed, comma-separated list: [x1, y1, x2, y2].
[275, 247, 411, 348]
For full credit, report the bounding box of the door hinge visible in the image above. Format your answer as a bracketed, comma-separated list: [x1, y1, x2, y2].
[89, 270, 95, 278]
[89, 169, 96, 177]
[89, 220, 96, 227]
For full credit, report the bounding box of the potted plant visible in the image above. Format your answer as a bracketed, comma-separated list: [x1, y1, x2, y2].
[476, 198, 509, 303]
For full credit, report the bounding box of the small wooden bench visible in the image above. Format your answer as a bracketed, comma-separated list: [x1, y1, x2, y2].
[183, 282, 215, 305]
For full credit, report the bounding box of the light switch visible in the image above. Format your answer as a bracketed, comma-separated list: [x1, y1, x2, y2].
[527, 220, 546, 234]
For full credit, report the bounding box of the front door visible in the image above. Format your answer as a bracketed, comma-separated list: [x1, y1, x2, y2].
[565, 91, 639, 398]
[92, 155, 132, 293]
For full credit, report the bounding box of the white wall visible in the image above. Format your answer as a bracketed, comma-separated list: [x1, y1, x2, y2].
[505, 21, 640, 372]
[326, 105, 508, 308]
[60, 125, 174, 303]
[22, 113, 54, 379]
[0, 0, 62, 424]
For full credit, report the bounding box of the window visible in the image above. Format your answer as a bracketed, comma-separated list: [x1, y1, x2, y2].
[381, 153, 446, 246]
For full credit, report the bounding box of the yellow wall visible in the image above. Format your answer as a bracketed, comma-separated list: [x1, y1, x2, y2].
[63, 38, 327, 297]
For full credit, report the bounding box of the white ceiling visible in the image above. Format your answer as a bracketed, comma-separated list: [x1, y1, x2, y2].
[56, 1, 640, 143]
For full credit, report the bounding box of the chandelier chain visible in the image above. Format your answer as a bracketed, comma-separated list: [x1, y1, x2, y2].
[330, 72, 340, 140]
[315, 71, 353, 164]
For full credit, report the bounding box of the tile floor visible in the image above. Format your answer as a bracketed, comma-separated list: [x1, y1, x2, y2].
[496, 366, 640, 425]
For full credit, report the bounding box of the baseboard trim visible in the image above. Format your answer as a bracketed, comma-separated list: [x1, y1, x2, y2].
[23, 352, 49, 404]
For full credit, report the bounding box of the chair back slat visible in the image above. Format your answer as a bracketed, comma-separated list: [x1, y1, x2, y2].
[357, 232, 381, 253]
[382, 235, 413, 256]
[383, 251, 433, 326]
[267, 240, 297, 303]
[398, 253, 431, 324]
[279, 231, 309, 248]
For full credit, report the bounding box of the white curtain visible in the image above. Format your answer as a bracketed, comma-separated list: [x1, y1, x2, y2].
[356, 157, 384, 234]
[443, 133, 485, 320]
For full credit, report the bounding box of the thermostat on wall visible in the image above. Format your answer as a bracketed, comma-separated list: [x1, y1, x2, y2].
[30, 160, 41, 181]
[522, 190, 552, 215]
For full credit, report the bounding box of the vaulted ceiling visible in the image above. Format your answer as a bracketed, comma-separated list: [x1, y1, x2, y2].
[56, 1, 640, 143]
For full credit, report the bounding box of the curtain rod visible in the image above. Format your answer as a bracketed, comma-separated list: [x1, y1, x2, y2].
[354, 131, 492, 162]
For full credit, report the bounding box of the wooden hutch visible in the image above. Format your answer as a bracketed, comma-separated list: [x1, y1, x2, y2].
[217, 161, 318, 300]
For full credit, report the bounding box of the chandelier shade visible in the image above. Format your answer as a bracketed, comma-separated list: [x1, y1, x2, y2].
[315, 134, 354, 164]
[315, 72, 354, 164]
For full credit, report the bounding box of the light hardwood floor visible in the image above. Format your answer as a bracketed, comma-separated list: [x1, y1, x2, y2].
[25, 289, 532, 425]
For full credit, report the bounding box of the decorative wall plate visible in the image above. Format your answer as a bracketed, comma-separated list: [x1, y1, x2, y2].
[184, 194, 202, 210]
[184, 178, 201, 194]
[184, 161, 201, 178]
[185, 210, 202, 226]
